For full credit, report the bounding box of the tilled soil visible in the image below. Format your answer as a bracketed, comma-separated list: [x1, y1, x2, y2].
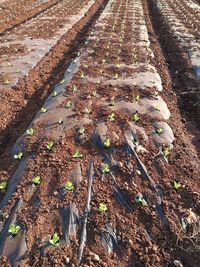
[0, 0, 200, 266]
[0, 0, 60, 34]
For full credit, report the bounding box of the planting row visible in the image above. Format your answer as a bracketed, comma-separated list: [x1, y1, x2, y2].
[0, 0, 200, 266]
[0, 0, 94, 91]
[154, 0, 200, 79]
[0, 0, 60, 34]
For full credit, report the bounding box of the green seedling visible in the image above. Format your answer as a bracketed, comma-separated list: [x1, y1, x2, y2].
[64, 181, 74, 191]
[65, 101, 72, 108]
[154, 105, 161, 111]
[84, 107, 91, 114]
[49, 233, 60, 247]
[26, 128, 34, 136]
[98, 203, 108, 213]
[0, 181, 7, 190]
[51, 91, 58, 97]
[163, 147, 170, 158]
[114, 73, 119, 79]
[135, 195, 147, 206]
[14, 152, 23, 160]
[4, 79, 11, 84]
[60, 79, 65, 84]
[32, 176, 41, 185]
[108, 112, 115, 121]
[58, 118, 63, 125]
[110, 99, 115, 106]
[81, 73, 85, 79]
[134, 95, 140, 102]
[47, 141, 54, 151]
[102, 164, 110, 174]
[40, 107, 47, 113]
[79, 127, 85, 135]
[173, 181, 182, 190]
[73, 150, 83, 158]
[104, 138, 111, 148]
[102, 59, 106, 64]
[73, 85, 78, 93]
[16, 69, 21, 74]
[8, 224, 20, 236]
[156, 127, 163, 135]
[92, 90, 97, 97]
[132, 113, 140, 122]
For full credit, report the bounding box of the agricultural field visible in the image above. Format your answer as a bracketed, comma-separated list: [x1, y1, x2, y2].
[0, 0, 200, 266]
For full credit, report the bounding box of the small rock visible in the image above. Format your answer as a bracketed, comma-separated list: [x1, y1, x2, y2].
[173, 260, 184, 267]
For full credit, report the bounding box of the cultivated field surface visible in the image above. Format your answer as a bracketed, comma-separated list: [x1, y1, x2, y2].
[0, 0, 200, 266]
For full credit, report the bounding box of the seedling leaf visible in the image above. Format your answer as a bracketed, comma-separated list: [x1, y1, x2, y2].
[73, 150, 83, 158]
[0, 181, 7, 190]
[32, 176, 41, 185]
[26, 128, 34, 136]
[98, 203, 108, 213]
[8, 224, 20, 236]
[49, 233, 60, 247]
[14, 152, 23, 160]
[64, 181, 74, 191]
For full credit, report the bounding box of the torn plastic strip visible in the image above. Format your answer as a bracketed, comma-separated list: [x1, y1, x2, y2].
[60, 203, 79, 244]
[101, 222, 118, 253]
[78, 161, 94, 265]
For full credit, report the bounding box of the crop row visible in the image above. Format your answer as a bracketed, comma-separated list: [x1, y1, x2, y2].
[0, 0, 199, 266]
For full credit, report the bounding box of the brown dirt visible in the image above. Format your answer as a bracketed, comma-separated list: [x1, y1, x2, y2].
[0, 0, 200, 266]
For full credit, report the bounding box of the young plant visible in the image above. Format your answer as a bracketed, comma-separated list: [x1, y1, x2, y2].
[92, 90, 97, 97]
[84, 107, 91, 114]
[60, 79, 65, 84]
[64, 181, 74, 191]
[8, 224, 20, 236]
[104, 138, 111, 148]
[108, 112, 115, 122]
[26, 128, 34, 136]
[73, 85, 78, 93]
[154, 105, 161, 112]
[102, 164, 110, 174]
[98, 203, 108, 213]
[156, 127, 163, 135]
[4, 79, 11, 84]
[135, 194, 147, 206]
[51, 91, 58, 97]
[49, 233, 60, 247]
[32, 176, 41, 185]
[73, 150, 83, 158]
[47, 141, 54, 151]
[79, 127, 85, 135]
[81, 73, 85, 79]
[132, 113, 140, 122]
[163, 147, 170, 158]
[65, 101, 72, 108]
[134, 95, 140, 102]
[0, 181, 7, 190]
[14, 152, 23, 160]
[173, 181, 182, 190]
[40, 107, 47, 113]
[58, 118, 63, 125]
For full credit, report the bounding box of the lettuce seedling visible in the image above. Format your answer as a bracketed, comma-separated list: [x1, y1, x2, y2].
[132, 113, 140, 122]
[108, 112, 115, 121]
[104, 138, 111, 148]
[84, 107, 91, 114]
[64, 181, 74, 191]
[163, 147, 170, 158]
[32, 176, 41, 185]
[98, 203, 108, 213]
[58, 118, 63, 125]
[114, 73, 119, 79]
[0, 181, 7, 190]
[47, 141, 54, 151]
[73, 85, 78, 93]
[135, 194, 147, 206]
[81, 73, 85, 79]
[92, 90, 97, 97]
[102, 59, 106, 64]
[79, 127, 85, 135]
[40, 107, 47, 113]
[154, 105, 161, 112]
[156, 127, 163, 135]
[134, 95, 140, 102]
[4, 79, 11, 84]
[27, 128, 34, 136]
[173, 181, 182, 190]
[9, 224, 20, 236]
[49, 233, 60, 247]
[102, 164, 110, 174]
[51, 91, 58, 97]
[60, 79, 65, 84]
[14, 152, 23, 160]
[65, 101, 72, 108]
[73, 150, 83, 158]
